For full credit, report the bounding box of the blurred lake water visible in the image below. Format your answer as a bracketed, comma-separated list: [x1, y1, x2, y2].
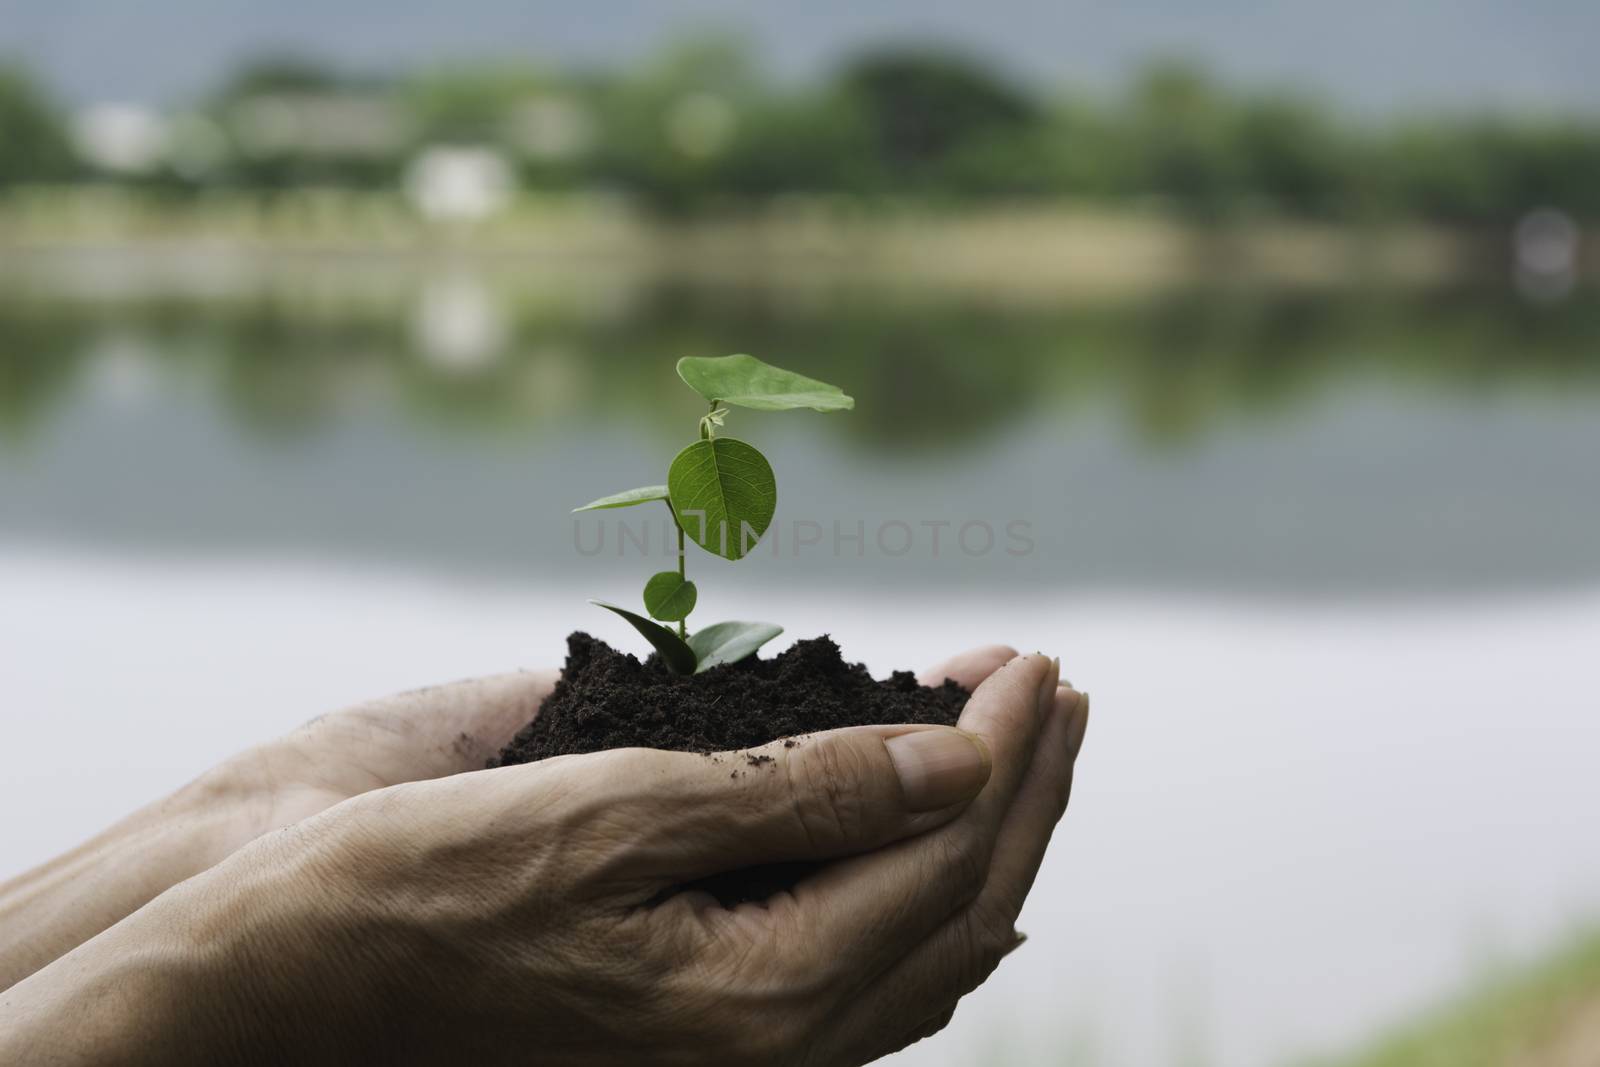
[4, 253, 1599, 596]
[3, 257, 1599, 1065]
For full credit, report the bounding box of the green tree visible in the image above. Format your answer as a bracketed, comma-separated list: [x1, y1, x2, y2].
[0, 64, 73, 186]
[1229, 95, 1357, 218]
[586, 35, 760, 213]
[1122, 60, 1242, 219]
[834, 49, 1040, 188]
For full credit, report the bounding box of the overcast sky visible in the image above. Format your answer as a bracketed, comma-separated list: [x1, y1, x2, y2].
[2, 0, 1596, 113]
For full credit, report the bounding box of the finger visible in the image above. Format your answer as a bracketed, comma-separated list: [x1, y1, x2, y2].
[917, 644, 1020, 692]
[974, 687, 1088, 920]
[299, 670, 559, 781]
[820, 686, 1088, 1063]
[950, 653, 1061, 839]
[883, 1004, 953, 1062]
[561, 719, 994, 887]
[712, 656, 1058, 985]
[873, 1004, 958, 1064]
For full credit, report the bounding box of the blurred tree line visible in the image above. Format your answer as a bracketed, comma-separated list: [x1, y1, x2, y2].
[3, 38, 1600, 225]
[6, 278, 1599, 447]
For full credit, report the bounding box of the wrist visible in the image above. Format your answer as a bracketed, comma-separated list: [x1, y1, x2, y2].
[0, 885, 232, 1064]
[0, 831, 376, 1066]
[0, 752, 280, 989]
[164, 809, 410, 1064]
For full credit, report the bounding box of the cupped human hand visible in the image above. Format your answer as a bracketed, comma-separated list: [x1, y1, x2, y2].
[2, 646, 1025, 993]
[0, 670, 559, 992]
[90, 649, 1088, 1066]
[204, 644, 1007, 856]
[824, 655, 1089, 1063]
[209, 668, 561, 848]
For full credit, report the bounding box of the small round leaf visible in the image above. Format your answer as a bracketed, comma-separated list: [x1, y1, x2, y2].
[642, 571, 697, 622]
[668, 437, 777, 561]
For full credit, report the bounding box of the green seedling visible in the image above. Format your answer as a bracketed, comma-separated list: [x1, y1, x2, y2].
[574, 354, 853, 673]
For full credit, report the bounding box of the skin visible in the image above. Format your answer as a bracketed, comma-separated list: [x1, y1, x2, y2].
[0, 646, 1089, 1065]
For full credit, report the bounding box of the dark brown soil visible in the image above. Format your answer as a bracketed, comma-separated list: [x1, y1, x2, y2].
[491, 631, 970, 902]
[493, 631, 969, 764]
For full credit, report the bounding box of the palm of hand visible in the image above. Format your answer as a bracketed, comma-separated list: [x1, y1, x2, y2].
[222, 669, 559, 842]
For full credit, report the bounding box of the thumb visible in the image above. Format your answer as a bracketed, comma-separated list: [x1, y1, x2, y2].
[587, 724, 992, 882]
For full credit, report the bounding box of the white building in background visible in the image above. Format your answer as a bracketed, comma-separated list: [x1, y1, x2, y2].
[72, 103, 169, 174]
[229, 93, 409, 160]
[403, 146, 515, 221]
[1514, 207, 1580, 302]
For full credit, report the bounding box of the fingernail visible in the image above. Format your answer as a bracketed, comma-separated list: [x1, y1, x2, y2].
[1066, 691, 1091, 760]
[886, 728, 993, 811]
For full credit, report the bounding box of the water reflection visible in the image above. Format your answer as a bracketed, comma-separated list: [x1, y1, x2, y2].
[2, 264, 1598, 595]
[4, 268, 1599, 445]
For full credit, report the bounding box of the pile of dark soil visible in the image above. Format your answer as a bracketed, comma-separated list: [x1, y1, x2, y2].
[491, 632, 971, 903]
[492, 631, 970, 765]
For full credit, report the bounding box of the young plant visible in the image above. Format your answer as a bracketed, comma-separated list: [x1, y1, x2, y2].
[574, 354, 853, 673]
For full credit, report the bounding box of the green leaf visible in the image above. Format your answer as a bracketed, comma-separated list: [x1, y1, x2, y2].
[642, 571, 697, 622]
[668, 437, 776, 561]
[676, 354, 854, 413]
[572, 485, 669, 512]
[589, 600, 698, 675]
[689, 621, 784, 672]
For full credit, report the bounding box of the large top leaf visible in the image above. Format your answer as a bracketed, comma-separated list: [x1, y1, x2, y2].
[677, 354, 854, 413]
[573, 485, 669, 512]
[668, 437, 776, 561]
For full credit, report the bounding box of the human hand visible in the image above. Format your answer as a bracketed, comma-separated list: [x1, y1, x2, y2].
[825, 653, 1089, 1063]
[0, 669, 556, 989]
[3, 648, 1087, 1066]
[212, 668, 560, 848]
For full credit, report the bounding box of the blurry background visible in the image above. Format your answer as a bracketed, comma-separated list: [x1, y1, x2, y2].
[3, 3, 1599, 1065]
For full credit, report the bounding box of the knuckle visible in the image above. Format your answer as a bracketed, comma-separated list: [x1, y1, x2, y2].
[1053, 765, 1076, 815]
[942, 903, 1017, 998]
[787, 737, 874, 849]
[910, 1006, 958, 1047]
[938, 831, 991, 906]
[969, 903, 1018, 972]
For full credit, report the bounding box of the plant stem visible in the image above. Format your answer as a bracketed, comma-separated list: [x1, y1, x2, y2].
[699, 400, 723, 440]
[682, 404, 720, 635]
[676, 520, 688, 639]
